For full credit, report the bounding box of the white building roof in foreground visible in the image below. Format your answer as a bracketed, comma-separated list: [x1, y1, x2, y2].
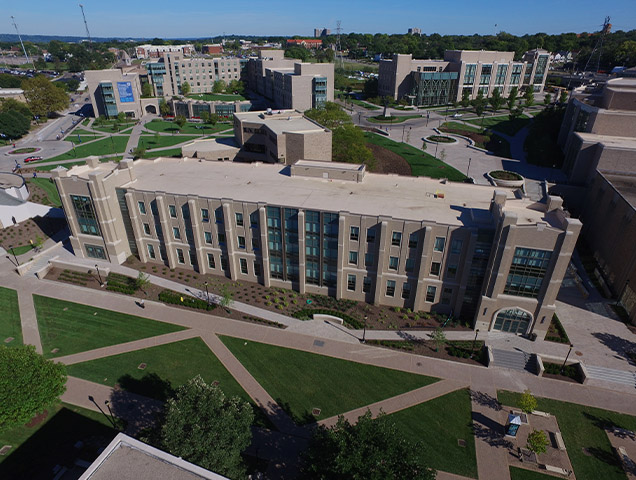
[234, 110, 328, 135]
[79, 433, 228, 480]
[68, 158, 554, 227]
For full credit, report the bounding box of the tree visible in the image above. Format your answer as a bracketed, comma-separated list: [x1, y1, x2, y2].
[489, 88, 504, 112]
[461, 88, 471, 108]
[0, 98, 32, 119]
[543, 93, 552, 107]
[0, 110, 30, 139]
[0, 345, 67, 431]
[21, 75, 69, 117]
[472, 91, 487, 117]
[174, 115, 187, 130]
[135, 271, 150, 293]
[213, 80, 226, 93]
[180, 81, 191, 96]
[141, 82, 153, 98]
[147, 376, 253, 479]
[117, 112, 127, 123]
[34, 57, 47, 70]
[219, 283, 234, 310]
[132, 146, 146, 159]
[523, 87, 535, 108]
[559, 89, 569, 105]
[159, 99, 171, 117]
[507, 86, 519, 111]
[430, 327, 446, 352]
[519, 389, 537, 414]
[526, 429, 549, 455]
[302, 410, 436, 479]
[509, 106, 523, 121]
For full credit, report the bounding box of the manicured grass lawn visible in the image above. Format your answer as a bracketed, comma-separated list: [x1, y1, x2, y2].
[441, 121, 483, 134]
[0, 402, 117, 478]
[42, 135, 130, 163]
[221, 335, 438, 424]
[142, 147, 182, 158]
[368, 114, 422, 124]
[67, 337, 244, 401]
[364, 132, 467, 181]
[144, 120, 232, 135]
[0, 286, 22, 345]
[138, 135, 198, 150]
[92, 121, 136, 133]
[499, 390, 636, 480]
[510, 466, 555, 479]
[7, 244, 34, 256]
[388, 389, 477, 478]
[34, 295, 186, 358]
[68, 135, 101, 145]
[28, 178, 62, 207]
[350, 98, 380, 110]
[466, 115, 531, 136]
[71, 128, 103, 137]
[188, 93, 246, 101]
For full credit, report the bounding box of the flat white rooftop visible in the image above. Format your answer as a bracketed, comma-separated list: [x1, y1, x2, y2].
[65, 158, 556, 227]
[234, 110, 328, 135]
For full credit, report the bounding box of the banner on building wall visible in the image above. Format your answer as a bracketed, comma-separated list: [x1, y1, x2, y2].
[117, 81, 135, 103]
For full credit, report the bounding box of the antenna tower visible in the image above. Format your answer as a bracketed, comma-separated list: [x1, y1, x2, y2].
[10, 16, 31, 67]
[336, 20, 343, 69]
[79, 4, 92, 44]
[583, 16, 611, 73]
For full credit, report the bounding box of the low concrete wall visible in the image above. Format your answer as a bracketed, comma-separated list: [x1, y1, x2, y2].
[15, 241, 63, 276]
[486, 171, 525, 188]
[577, 362, 589, 384]
[49, 258, 111, 277]
[486, 345, 494, 367]
[536, 354, 545, 377]
[34, 255, 59, 279]
[313, 313, 343, 325]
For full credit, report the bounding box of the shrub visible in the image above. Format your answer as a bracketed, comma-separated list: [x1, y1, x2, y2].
[158, 289, 216, 311]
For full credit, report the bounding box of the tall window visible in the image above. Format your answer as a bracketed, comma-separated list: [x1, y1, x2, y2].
[365, 253, 374, 267]
[237, 236, 246, 249]
[451, 239, 463, 254]
[349, 251, 358, 265]
[408, 232, 418, 249]
[176, 248, 185, 264]
[386, 280, 396, 297]
[430, 262, 441, 276]
[479, 64, 492, 85]
[204, 231, 212, 244]
[389, 256, 399, 270]
[201, 208, 209, 223]
[510, 64, 523, 85]
[402, 282, 411, 299]
[504, 247, 552, 298]
[495, 64, 508, 85]
[434, 237, 446, 252]
[138, 201, 146, 215]
[207, 253, 215, 268]
[172, 227, 181, 240]
[169, 205, 177, 218]
[350, 226, 359, 241]
[347, 274, 356, 291]
[143, 223, 151, 235]
[215, 208, 224, 223]
[426, 285, 437, 302]
[235, 212, 244, 226]
[366, 227, 376, 243]
[363, 277, 372, 293]
[240, 258, 248, 274]
[147, 244, 156, 259]
[391, 231, 402, 246]
[70, 195, 100, 236]
[463, 64, 476, 85]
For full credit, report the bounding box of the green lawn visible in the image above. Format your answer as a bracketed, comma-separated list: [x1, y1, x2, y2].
[0, 286, 22, 345]
[441, 121, 483, 134]
[144, 120, 232, 135]
[350, 98, 380, 110]
[71, 128, 103, 137]
[138, 135, 198, 150]
[68, 135, 101, 145]
[92, 121, 136, 133]
[43, 135, 130, 163]
[367, 114, 422, 124]
[364, 132, 467, 181]
[0, 402, 117, 478]
[388, 389, 477, 478]
[188, 93, 246, 101]
[499, 391, 636, 480]
[27, 178, 62, 207]
[8, 244, 35, 256]
[142, 147, 182, 159]
[466, 115, 531, 136]
[510, 466, 555, 479]
[34, 295, 186, 358]
[221, 335, 438, 424]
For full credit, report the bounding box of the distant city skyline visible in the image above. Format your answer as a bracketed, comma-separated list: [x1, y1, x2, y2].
[4, 0, 635, 39]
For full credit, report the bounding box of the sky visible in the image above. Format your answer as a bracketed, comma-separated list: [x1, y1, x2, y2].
[5, 0, 636, 39]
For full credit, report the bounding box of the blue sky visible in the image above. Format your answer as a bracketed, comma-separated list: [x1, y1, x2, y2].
[5, 0, 635, 38]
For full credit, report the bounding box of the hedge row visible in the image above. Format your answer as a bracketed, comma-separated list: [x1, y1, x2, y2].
[292, 308, 363, 329]
[158, 289, 216, 311]
[106, 273, 138, 295]
[544, 361, 581, 382]
[368, 340, 415, 351]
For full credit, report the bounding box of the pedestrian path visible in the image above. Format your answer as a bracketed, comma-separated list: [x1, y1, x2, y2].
[16, 289, 42, 353]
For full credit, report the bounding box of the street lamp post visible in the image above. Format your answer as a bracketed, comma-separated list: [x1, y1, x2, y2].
[471, 329, 480, 358]
[95, 264, 104, 286]
[104, 400, 118, 430]
[361, 315, 368, 343]
[560, 343, 574, 374]
[467, 157, 472, 179]
[204, 281, 210, 306]
[8, 245, 19, 266]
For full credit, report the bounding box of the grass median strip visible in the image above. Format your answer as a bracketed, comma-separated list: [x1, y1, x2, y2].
[0, 286, 22, 345]
[34, 295, 186, 358]
[42, 135, 130, 163]
[221, 335, 438, 424]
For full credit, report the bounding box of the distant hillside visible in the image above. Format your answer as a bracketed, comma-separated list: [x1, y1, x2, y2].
[0, 33, 146, 43]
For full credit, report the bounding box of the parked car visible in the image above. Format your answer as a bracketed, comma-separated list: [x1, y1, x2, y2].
[451, 113, 463, 119]
[24, 156, 42, 163]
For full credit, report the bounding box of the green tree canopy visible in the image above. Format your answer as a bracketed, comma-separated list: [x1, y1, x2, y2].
[471, 91, 487, 117]
[174, 115, 187, 129]
[461, 88, 471, 108]
[507, 86, 519, 111]
[213, 80, 226, 93]
[141, 82, 153, 98]
[519, 389, 538, 414]
[0, 345, 67, 431]
[159, 99, 171, 117]
[180, 81, 191, 96]
[489, 88, 504, 112]
[526, 429, 549, 455]
[0, 110, 31, 139]
[0, 98, 32, 119]
[148, 376, 253, 479]
[22, 75, 69, 117]
[302, 410, 436, 479]
[523, 87, 535, 107]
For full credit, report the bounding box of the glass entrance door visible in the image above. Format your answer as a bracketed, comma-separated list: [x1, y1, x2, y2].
[493, 308, 532, 334]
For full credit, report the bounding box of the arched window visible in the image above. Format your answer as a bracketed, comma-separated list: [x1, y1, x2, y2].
[493, 308, 532, 334]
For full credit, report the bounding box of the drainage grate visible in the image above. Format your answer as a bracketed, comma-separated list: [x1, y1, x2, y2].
[4, 337, 14, 344]
[0, 446, 12, 455]
[312, 408, 322, 416]
[457, 439, 466, 447]
[138, 363, 147, 370]
[50, 348, 59, 354]
[313, 340, 325, 347]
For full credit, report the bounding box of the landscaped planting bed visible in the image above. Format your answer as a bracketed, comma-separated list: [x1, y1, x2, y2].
[426, 135, 456, 143]
[545, 313, 570, 344]
[368, 339, 487, 366]
[0, 216, 67, 257]
[542, 361, 581, 383]
[490, 170, 523, 181]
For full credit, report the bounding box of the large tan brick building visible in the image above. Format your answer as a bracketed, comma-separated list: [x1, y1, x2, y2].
[378, 49, 551, 106]
[52, 157, 579, 339]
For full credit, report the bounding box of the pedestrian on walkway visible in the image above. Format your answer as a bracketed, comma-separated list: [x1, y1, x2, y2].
[139, 299, 145, 309]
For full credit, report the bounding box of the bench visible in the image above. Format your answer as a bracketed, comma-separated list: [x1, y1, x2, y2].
[554, 431, 566, 450]
[544, 464, 570, 475]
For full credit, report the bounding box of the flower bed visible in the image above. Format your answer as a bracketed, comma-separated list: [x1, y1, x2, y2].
[9, 147, 39, 155]
[487, 170, 524, 188]
[426, 135, 456, 144]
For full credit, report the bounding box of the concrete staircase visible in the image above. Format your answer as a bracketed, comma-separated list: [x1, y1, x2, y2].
[491, 348, 538, 374]
[585, 365, 636, 388]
